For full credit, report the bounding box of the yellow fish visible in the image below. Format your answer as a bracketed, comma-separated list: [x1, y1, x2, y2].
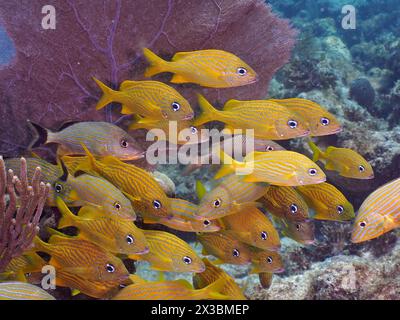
[143, 198, 221, 233]
[194, 94, 310, 140]
[28, 120, 143, 160]
[249, 247, 284, 274]
[93, 78, 194, 120]
[54, 161, 136, 221]
[128, 115, 209, 145]
[278, 218, 315, 245]
[2, 253, 46, 282]
[128, 230, 205, 273]
[198, 231, 252, 265]
[268, 98, 342, 136]
[296, 183, 355, 221]
[32, 235, 129, 298]
[197, 175, 266, 219]
[351, 178, 400, 243]
[112, 278, 229, 300]
[56, 197, 149, 255]
[0, 282, 55, 300]
[65, 146, 172, 220]
[308, 140, 374, 179]
[193, 258, 246, 300]
[221, 206, 280, 250]
[262, 186, 309, 221]
[143, 48, 258, 88]
[216, 150, 326, 186]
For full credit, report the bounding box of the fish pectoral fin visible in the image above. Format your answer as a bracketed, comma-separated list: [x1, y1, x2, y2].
[170, 73, 189, 84]
[122, 191, 141, 203]
[120, 104, 134, 115]
[71, 289, 81, 296]
[175, 279, 193, 289]
[324, 161, 336, 171]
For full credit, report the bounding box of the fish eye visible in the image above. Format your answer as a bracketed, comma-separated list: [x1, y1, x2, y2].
[114, 202, 121, 210]
[266, 145, 274, 151]
[182, 256, 192, 265]
[54, 183, 63, 193]
[308, 168, 317, 176]
[261, 231, 268, 240]
[295, 224, 301, 231]
[106, 263, 115, 273]
[359, 165, 365, 172]
[171, 102, 181, 112]
[126, 234, 134, 245]
[190, 126, 198, 135]
[153, 200, 162, 209]
[120, 139, 129, 148]
[232, 249, 240, 257]
[212, 198, 222, 208]
[337, 205, 344, 214]
[236, 67, 247, 76]
[320, 117, 330, 126]
[359, 221, 367, 228]
[203, 219, 211, 227]
[287, 120, 298, 129]
[266, 256, 273, 264]
[290, 204, 298, 214]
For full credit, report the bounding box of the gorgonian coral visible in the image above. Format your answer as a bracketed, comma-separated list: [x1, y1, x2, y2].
[0, 0, 296, 157]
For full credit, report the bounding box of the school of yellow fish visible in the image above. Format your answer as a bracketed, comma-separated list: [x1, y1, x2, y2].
[1, 48, 399, 300]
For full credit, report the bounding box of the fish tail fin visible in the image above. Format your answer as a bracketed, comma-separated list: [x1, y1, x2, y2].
[27, 120, 50, 149]
[195, 180, 207, 201]
[193, 94, 220, 126]
[308, 139, 322, 162]
[56, 197, 76, 229]
[200, 277, 230, 300]
[93, 77, 117, 110]
[31, 235, 49, 254]
[142, 48, 169, 77]
[214, 149, 244, 180]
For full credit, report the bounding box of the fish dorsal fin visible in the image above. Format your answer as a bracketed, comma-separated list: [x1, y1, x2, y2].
[122, 191, 141, 203]
[223, 99, 241, 111]
[171, 52, 191, 61]
[120, 80, 138, 91]
[196, 180, 207, 201]
[57, 120, 80, 131]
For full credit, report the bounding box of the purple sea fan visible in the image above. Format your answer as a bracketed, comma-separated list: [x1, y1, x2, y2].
[0, 157, 50, 272]
[0, 0, 296, 157]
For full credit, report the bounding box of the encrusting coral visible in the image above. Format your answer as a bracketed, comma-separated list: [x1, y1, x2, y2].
[0, 157, 49, 272]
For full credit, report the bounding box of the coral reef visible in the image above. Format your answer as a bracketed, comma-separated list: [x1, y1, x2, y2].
[0, 157, 49, 272]
[349, 78, 376, 110]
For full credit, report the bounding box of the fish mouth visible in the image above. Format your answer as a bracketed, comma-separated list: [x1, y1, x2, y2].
[302, 239, 315, 245]
[366, 174, 375, 180]
[331, 127, 343, 134]
[274, 268, 285, 274]
[136, 247, 150, 255]
[124, 152, 145, 161]
[182, 113, 195, 121]
[195, 265, 206, 273]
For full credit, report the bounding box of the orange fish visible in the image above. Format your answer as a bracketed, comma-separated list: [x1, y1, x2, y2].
[268, 98, 342, 136]
[143, 198, 221, 233]
[258, 272, 273, 289]
[221, 206, 280, 250]
[128, 230, 205, 273]
[194, 94, 310, 140]
[249, 247, 284, 274]
[112, 278, 229, 300]
[93, 78, 194, 120]
[56, 197, 149, 255]
[197, 175, 267, 219]
[308, 140, 374, 180]
[351, 178, 400, 243]
[198, 231, 252, 265]
[193, 258, 246, 300]
[143, 48, 258, 88]
[278, 218, 315, 245]
[262, 186, 309, 221]
[216, 150, 326, 186]
[66, 145, 172, 220]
